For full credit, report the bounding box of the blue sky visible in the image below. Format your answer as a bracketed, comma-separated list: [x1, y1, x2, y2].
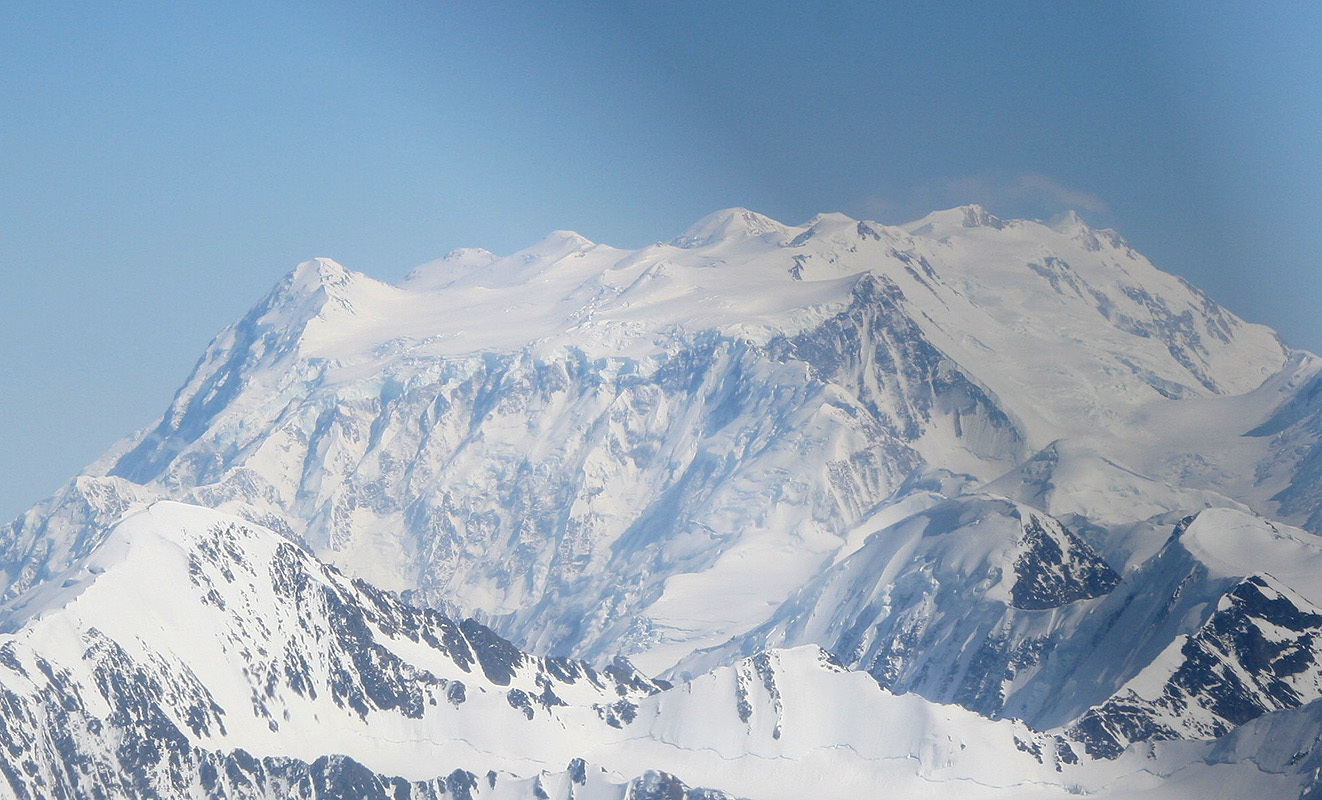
[3, 1, 1321, 521]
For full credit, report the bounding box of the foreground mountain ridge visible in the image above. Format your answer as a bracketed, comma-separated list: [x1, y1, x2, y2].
[7, 206, 1322, 797]
[0, 501, 1314, 799]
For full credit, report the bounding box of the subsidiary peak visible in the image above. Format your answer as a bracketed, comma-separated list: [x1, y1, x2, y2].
[260, 256, 378, 321]
[904, 204, 1005, 236]
[671, 207, 791, 248]
[287, 256, 354, 290]
[401, 248, 498, 291]
[515, 229, 596, 260]
[1048, 209, 1088, 232]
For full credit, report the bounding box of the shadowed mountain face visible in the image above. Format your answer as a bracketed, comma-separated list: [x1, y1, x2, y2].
[5, 208, 1322, 798]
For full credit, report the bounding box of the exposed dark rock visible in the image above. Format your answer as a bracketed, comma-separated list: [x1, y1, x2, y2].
[1011, 515, 1120, 610]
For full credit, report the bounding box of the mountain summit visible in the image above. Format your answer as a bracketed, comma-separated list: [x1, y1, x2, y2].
[4, 207, 1322, 798]
[671, 207, 791, 248]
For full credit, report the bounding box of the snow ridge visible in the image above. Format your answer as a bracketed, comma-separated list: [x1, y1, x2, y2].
[0, 501, 1243, 800]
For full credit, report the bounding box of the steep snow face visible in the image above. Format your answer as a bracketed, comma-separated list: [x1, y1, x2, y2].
[1239, 365, 1322, 532]
[0, 207, 1296, 678]
[1201, 692, 1322, 800]
[897, 206, 1285, 403]
[682, 498, 1322, 756]
[0, 504, 670, 777]
[1, 206, 1321, 800]
[0, 499, 1263, 800]
[618, 646, 1085, 797]
[670, 207, 792, 249]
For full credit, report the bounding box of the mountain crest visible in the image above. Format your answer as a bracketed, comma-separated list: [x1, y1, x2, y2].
[671, 207, 790, 248]
[3, 202, 1322, 798]
[904, 204, 1005, 237]
[257, 256, 392, 327]
[401, 248, 498, 291]
[287, 257, 354, 292]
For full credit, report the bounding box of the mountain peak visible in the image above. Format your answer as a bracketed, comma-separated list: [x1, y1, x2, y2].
[529, 230, 595, 253]
[442, 247, 496, 263]
[804, 211, 857, 226]
[1044, 211, 1131, 252]
[401, 248, 498, 291]
[261, 257, 382, 325]
[4, 200, 1319, 798]
[671, 207, 790, 248]
[954, 203, 1001, 227]
[904, 204, 1005, 237]
[498, 230, 597, 267]
[544, 229, 593, 246]
[286, 257, 355, 294]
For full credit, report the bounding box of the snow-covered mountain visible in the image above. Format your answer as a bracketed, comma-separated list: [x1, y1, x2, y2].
[1, 500, 1315, 799]
[7, 205, 1322, 797]
[0, 502, 668, 798]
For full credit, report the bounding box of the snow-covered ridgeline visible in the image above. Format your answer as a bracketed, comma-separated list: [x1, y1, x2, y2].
[0, 501, 1311, 800]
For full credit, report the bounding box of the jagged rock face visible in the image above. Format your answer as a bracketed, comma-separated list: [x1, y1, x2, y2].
[1011, 513, 1119, 610]
[0, 503, 705, 800]
[0, 507, 1313, 799]
[624, 771, 739, 800]
[777, 273, 1021, 455]
[1, 256, 1036, 670]
[1, 207, 1292, 676]
[1070, 574, 1322, 758]
[0, 502, 1141, 800]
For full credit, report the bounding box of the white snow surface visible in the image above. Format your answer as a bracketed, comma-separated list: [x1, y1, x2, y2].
[264, 207, 1287, 420]
[1179, 507, 1322, 599]
[0, 501, 1309, 799]
[4, 205, 1313, 685]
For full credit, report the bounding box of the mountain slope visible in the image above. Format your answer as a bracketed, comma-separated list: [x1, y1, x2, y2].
[7, 206, 1322, 797]
[1065, 509, 1322, 757]
[0, 207, 1297, 678]
[0, 500, 1243, 800]
[675, 494, 1120, 717]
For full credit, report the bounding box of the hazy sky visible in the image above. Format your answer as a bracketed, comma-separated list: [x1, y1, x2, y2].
[3, 1, 1321, 521]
